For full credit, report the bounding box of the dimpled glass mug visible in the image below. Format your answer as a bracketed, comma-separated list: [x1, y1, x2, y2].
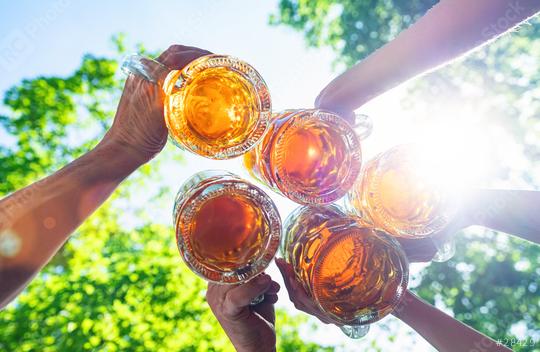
[345, 144, 458, 262]
[173, 170, 281, 284]
[122, 54, 272, 159]
[244, 109, 372, 204]
[281, 204, 409, 338]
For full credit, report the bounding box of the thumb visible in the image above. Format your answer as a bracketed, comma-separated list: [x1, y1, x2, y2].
[224, 274, 272, 318]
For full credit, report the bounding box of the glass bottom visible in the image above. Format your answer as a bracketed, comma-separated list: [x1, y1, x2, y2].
[340, 324, 370, 339]
[431, 236, 456, 262]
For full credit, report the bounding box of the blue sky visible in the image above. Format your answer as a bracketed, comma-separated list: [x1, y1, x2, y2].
[0, 0, 338, 109]
[0, 1, 440, 350]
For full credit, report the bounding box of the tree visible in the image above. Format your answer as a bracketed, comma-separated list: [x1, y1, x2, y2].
[272, 2, 540, 351]
[0, 38, 332, 352]
[270, 0, 437, 67]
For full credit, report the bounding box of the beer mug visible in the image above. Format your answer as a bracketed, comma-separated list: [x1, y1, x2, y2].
[122, 54, 272, 159]
[174, 170, 281, 284]
[345, 144, 458, 262]
[244, 109, 371, 205]
[281, 205, 409, 338]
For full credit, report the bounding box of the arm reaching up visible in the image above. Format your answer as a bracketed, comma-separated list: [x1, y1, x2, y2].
[393, 290, 512, 352]
[467, 189, 540, 245]
[0, 45, 211, 309]
[316, 0, 540, 118]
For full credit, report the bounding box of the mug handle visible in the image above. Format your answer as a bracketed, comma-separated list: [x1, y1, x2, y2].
[340, 324, 370, 339]
[352, 113, 373, 140]
[431, 235, 456, 262]
[121, 54, 171, 86]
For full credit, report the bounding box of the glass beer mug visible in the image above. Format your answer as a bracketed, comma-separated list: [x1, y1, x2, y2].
[345, 144, 458, 262]
[244, 109, 371, 205]
[174, 170, 281, 284]
[122, 54, 272, 159]
[281, 204, 409, 338]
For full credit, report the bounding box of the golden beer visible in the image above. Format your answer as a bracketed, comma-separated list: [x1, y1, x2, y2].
[123, 54, 272, 159]
[244, 109, 362, 204]
[346, 144, 456, 239]
[174, 171, 281, 283]
[281, 205, 409, 337]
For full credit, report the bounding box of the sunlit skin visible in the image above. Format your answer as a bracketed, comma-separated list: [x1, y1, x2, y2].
[206, 274, 280, 352]
[165, 66, 258, 148]
[186, 194, 267, 271]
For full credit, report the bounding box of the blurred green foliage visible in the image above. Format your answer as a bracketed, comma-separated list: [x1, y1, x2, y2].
[273, 1, 540, 351]
[0, 39, 331, 351]
[269, 0, 437, 67]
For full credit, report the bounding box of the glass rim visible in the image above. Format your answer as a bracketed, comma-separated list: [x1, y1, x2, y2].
[164, 54, 272, 160]
[175, 177, 281, 284]
[273, 109, 362, 204]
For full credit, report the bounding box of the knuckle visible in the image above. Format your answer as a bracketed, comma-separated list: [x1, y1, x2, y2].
[167, 44, 184, 52]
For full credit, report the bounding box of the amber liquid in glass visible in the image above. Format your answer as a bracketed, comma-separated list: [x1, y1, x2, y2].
[283, 206, 408, 324]
[179, 192, 268, 272]
[175, 171, 281, 283]
[349, 146, 447, 238]
[244, 110, 361, 204]
[164, 66, 259, 154]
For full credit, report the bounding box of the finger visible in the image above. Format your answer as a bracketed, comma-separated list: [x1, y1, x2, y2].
[206, 282, 234, 309]
[264, 293, 279, 304]
[275, 258, 304, 299]
[252, 299, 276, 325]
[275, 259, 313, 311]
[267, 281, 280, 295]
[224, 274, 272, 316]
[156, 50, 210, 70]
[162, 44, 213, 55]
[275, 258, 295, 295]
[314, 92, 355, 124]
[275, 259, 335, 322]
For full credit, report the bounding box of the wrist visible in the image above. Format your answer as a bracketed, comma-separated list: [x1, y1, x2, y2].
[99, 133, 150, 163]
[85, 138, 146, 183]
[392, 290, 418, 320]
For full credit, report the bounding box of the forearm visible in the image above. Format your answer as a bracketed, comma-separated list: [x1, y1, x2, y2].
[394, 290, 511, 352]
[468, 189, 540, 244]
[317, 0, 540, 113]
[0, 139, 142, 308]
